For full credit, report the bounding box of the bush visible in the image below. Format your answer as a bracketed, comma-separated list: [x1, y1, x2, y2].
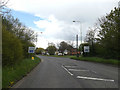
[2, 29, 23, 66]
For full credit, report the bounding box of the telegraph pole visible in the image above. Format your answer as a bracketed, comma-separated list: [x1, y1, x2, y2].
[76, 35, 79, 57]
[73, 20, 82, 56]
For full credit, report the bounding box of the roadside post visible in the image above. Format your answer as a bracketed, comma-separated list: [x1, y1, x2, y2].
[28, 47, 35, 60]
[32, 57, 34, 60]
[76, 35, 79, 57]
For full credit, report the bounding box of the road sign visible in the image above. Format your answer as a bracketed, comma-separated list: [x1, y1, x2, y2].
[28, 47, 35, 53]
[84, 46, 90, 52]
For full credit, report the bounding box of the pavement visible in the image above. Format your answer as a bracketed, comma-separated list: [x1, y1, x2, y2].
[13, 55, 119, 88]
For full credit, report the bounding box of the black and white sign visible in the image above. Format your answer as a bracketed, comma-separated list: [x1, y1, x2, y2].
[84, 46, 90, 52]
[28, 47, 35, 53]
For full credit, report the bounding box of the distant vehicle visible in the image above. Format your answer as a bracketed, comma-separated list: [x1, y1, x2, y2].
[64, 49, 68, 55]
[46, 53, 49, 55]
[58, 53, 62, 56]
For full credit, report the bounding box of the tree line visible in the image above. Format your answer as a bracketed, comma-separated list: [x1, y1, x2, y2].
[84, 7, 120, 60]
[1, 2, 36, 66]
[35, 41, 74, 55]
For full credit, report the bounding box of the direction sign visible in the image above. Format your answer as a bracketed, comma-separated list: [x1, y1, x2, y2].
[84, 46, 90, 52]
[28, 47, 35, 53]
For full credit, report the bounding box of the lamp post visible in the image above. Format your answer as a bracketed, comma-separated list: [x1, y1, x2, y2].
[73, 20, 82, 56]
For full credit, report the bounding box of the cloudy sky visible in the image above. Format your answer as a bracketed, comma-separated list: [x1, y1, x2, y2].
[7, 0, 119, 49]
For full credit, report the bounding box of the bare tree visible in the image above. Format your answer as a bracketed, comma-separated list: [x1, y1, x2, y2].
[84, 27, 96, 43]
[0, 0, 10, 15]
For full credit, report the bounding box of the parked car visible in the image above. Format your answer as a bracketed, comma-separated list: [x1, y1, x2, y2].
[46, 53, 49, 55]
[58, 53, 62, 56]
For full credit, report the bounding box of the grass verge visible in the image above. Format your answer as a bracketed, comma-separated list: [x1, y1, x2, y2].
[70, 56, 120, 66]
[2, 56, 41, 88]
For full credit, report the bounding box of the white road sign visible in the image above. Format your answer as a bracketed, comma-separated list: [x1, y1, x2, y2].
[28, 47, 35, 53]
[84, 46, 90, 52]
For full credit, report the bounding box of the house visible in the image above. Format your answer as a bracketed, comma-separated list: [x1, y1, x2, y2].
[71, 48, 80, 55]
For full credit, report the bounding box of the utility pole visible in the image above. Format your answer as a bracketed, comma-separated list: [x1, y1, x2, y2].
[73, 20, 82, 55]
[76, 35, 79, 57]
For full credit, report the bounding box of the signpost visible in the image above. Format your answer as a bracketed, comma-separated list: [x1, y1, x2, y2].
[28, 47, 35, 53]
[28, 47, 35, 60]
[84, 46, 90, 53]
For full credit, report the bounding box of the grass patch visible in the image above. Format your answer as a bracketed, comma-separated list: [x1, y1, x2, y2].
[2, 56, 41, 88]
[70, 56, 120, 66]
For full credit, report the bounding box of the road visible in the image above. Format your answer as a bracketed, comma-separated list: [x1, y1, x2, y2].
[13, 55, 119, 88]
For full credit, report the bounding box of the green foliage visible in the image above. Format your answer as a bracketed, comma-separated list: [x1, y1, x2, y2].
[2, 13, 36, 66]
[85, 7, 120, 60]
[46, 45, 56, 55]
[79, 43, 89, 51]
[71, 56, 119, 65]
[2, 29, 23, 66]
[97, 7, 120, 59]
[2, 56, 41, 88]
[2, 15, 36, 58]
[59, 41, 73, 54]
[84, 28, 96, 56]
[21, 40, 35, 58]
[59, 41, 68, 53]
[35, 47, 44, 54]
[79, 43, 90, 56]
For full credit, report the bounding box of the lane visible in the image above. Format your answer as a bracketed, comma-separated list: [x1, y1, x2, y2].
[53, 57, 118, 88]
[13, 56, 82, 88]
[13, 55, 119, 88]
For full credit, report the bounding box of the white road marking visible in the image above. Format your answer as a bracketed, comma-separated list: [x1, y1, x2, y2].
[62, 66, 73, 76]
[68, 69, 89, 72]
[64, 66, 77, 68]
[77, 76, 114, 82]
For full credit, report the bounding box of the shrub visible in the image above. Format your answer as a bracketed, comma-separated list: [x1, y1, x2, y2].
[2, 29, 23, 66]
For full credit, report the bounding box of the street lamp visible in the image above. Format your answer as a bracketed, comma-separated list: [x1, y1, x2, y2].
[73, 20, 82, 56]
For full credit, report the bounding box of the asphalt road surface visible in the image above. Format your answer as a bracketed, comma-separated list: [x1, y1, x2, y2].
[13, 55, 119, 88]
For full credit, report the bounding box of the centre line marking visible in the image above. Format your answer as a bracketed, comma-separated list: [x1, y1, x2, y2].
[62, 66, 73, 76]
[68, 69, 89, 72]
[77, 76, 114, 82]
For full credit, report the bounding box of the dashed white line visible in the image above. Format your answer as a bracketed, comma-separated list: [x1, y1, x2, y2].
[77, 76, 114, 82]
[62, 66, 73, 76]
[68, 69, 89, 72]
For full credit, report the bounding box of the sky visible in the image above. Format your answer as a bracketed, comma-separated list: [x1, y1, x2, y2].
[6, 0, 119, 49]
